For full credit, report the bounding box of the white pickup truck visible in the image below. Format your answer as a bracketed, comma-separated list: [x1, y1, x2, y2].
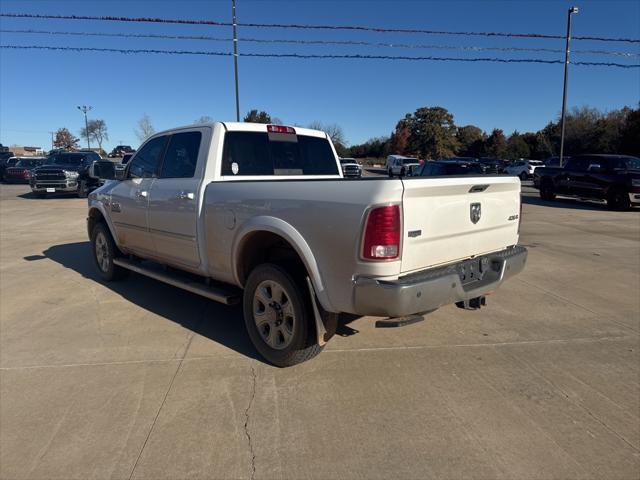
[88, 122, 527, 366]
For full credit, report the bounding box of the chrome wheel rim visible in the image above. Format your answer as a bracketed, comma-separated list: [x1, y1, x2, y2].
[253, 280, 296, 350]
[95, 232, 110, 272]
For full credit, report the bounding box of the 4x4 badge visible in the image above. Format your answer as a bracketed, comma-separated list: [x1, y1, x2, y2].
[470, 203, 481, 224]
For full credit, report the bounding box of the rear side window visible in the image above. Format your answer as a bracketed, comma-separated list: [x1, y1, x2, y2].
[129, 135, 168, 178]
[222, 132, 338, 176]
[160, 132, 201, 178]
[565, 157, 590, 172]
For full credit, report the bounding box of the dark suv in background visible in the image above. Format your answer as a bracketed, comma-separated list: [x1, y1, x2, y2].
[30, 151, 104, 198]
[108, 145, 135, 158]
[534, 154, 640, 210]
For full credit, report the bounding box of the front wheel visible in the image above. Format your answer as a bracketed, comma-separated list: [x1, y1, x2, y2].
[243, 263, 323, 367]
[91, 223, 128, 281]
[607, 188, 630, 211]
[519, 172, 528, 181]
[540, 182, 556, 201]
[77, 180, 88, 198]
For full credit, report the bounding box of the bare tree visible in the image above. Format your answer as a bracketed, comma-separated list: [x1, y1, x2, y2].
[195, 115, 213, 123]
[134, 113, 155, 142]
[308, 121, 346, 146]
[80, 119, 109, 151]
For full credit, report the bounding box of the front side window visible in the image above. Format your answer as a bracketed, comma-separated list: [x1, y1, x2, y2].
[160, 132, 201, 178]
[221, 132, 338, 176]
[129, 136, 168, 178]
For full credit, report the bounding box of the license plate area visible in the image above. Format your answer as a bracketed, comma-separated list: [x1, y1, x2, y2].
[456, 257, 489, 286]
[46, 188, 55, 193]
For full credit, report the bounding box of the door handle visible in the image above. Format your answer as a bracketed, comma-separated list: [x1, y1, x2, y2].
[176, 191, 195, 200]
[135, 190, 148, 199]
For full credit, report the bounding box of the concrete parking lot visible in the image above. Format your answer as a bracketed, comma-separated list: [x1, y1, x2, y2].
[1, 182, 639, 480]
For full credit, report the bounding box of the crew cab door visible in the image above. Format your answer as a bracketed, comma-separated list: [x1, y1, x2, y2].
[109, 135, 168, 256]
[147, 130, 205, 268]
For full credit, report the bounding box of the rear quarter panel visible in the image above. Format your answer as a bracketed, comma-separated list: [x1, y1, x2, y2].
[204, 178, 404, 313]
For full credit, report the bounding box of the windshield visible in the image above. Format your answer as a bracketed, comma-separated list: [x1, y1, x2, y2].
[403, 158, 419, 165]
[613, 156, 640, 170]
[529, 160, 544, 165]
[49, 155, 84, 166]
[340, 159, 356, 164]
[14, 160, 36, 167]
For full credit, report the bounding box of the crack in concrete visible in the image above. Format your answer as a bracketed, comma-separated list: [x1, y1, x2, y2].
[244, 363, 257, 480]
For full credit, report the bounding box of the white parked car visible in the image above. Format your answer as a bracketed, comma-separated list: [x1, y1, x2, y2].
[386, 155, 421, 177]
[505, 159, 544, 180]
[87, 122, 527, 366]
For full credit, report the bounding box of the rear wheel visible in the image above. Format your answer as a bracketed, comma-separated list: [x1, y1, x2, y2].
[387, 168, 393, 178]
[400, 167, 406, 177]
[91, 223, 128, 281]
[540, 182, 556, 201]
[519, 172, 528, 181]
[607, 187, 630, 211]
[243, 263, 323, 367]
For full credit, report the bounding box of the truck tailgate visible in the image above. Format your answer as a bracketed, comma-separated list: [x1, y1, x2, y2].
[400, 176, 521, 273]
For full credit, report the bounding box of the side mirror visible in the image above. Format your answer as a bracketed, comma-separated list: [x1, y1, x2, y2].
[90, 160, 116, 180]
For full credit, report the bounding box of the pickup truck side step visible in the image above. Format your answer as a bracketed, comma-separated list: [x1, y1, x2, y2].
[113, 258, 241, 305]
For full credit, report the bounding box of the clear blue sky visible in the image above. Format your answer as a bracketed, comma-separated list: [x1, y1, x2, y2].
[1, 0, 638, 151]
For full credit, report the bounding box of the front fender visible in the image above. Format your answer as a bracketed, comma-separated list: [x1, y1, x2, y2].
[87, 196, 121, 250]
[232, 216, 336, 313]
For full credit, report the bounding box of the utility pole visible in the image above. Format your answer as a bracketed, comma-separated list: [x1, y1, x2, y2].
[77, 105, 92, 150]
[232, 0, 240, 122]
[48, 131, 54, 150]
[559, 6, 578, 168]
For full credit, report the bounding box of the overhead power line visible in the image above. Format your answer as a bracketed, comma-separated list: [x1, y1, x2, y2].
[1, 44, 638, 68]
[1, 12, 638, 43]
[1, 28, 638, 58]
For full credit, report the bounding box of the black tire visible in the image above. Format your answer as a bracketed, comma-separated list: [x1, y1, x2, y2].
[607, 187, 630, 211]
[400, 167, 406, 177]
[77, 180, 88, 198]
[540, 182, 556, 201]
[243, 263, 323, 367]
[388, 168, 393, 178]
[519, 172, 528, 181]
[90, 222, 128, 281]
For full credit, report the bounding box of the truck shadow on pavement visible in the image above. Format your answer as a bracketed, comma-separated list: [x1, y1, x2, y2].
[33, 241, 363, 364]
[36, 241, 267, 363]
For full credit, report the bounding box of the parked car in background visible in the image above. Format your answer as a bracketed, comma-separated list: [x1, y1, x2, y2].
[477, 158, 505, 174]
[534, 154, 640, 210]
[418, 160, 484, 176]
[108, 145, 135, 158]
[1, 157, 20, 182]
[386, 155, 421, 177]
[0, 151, 15, 163]
[505, 159, 544, 180]
[3, 157, 47, 183]
[339, 158, 362, 178]
[87, 122, 526, 366]
[30, 151, 103, 198]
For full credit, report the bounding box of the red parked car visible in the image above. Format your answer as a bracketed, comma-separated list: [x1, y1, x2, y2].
[3, 158, 46, 184]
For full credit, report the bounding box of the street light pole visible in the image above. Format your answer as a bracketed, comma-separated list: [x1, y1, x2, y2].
[559, 6, 578, 168]
[232, 0, 240, 122]
[77, 105, 93, 150]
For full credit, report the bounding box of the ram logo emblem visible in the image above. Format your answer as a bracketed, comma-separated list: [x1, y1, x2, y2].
[470, 203, 481, 224]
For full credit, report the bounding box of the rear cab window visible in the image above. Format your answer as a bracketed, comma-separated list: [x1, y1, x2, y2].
[221, 129, 339, 177]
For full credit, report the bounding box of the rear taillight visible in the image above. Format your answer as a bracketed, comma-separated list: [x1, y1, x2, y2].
[362, 205, 401, 260]
[267, 124, 296, 134]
